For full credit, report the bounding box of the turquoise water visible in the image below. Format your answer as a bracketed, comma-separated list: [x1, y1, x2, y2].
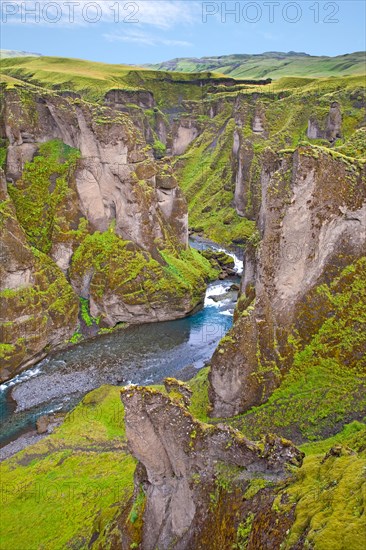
[0, 275, 239, 446]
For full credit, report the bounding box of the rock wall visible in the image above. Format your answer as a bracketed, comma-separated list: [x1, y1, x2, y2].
[209, 146, 366, 417]
[0, 86, 213, 380]
[307, 101, 342, 142]
[0, 169, 79, 381]
[2, 88, 188, 252]
[120, 385, 303, 550]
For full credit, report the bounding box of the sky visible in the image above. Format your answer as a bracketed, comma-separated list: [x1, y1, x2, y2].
[1, 0, 365, 65]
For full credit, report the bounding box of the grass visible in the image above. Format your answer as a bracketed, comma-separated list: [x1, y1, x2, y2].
[229, 258, 366, 442]
[147, 51, 366, 80]
[1, 375, 365, 549]
[0, 386, 136, 550]
[0, 55, 225, 105]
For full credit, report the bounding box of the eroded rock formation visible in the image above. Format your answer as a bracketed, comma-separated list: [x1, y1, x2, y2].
[120, 386, 303, 550]
[209, 146, 366, 417]
[2, 88, 188, 252]
[307, 101, 342, 142]
[0, 86, 213, 380]
[0, 169, 78, 380]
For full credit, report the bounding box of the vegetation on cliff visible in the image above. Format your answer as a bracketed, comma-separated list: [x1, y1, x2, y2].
[8, 139, 81, 254]
[1, 54, 365, 549]
[1, 380, 365, 549]
[70, 229, 216, 324]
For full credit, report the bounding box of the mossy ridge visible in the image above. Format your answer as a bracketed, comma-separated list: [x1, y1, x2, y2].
[186, 366, 366, 549]
[8, 139, 82, 254]
[0, 385, 135, 550]
[280, 423, 366, 550]
[0, 247, 79, 371]
[227, 257, 366, 443]
[70, 230, 217, 322]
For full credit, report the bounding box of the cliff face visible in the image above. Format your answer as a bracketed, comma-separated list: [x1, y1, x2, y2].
[209, 146, 366, 417]
[0, 169, 79, 380]
[3, 87, 188, 252]
[120, 385, 303, 550]
[0, 86, 215, 380]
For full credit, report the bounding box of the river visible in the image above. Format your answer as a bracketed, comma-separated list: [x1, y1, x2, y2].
[0, 238, 242, 448]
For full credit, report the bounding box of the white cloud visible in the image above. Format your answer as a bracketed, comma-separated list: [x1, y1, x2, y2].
[104, 29, 192, 47]
[1, 1, 200, 28]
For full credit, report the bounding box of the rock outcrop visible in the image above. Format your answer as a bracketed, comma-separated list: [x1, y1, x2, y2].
[2, 87, 188, 252]
[209, 146, 366, 417]
[307, 101, 342, 142]
[0, 169, 79, 381]
[120, 386, 303, 550]
[0, 86, 214, 379]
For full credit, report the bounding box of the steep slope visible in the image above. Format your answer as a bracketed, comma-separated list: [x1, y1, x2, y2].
[2, 381, 365, 550]
[209, 148, 366, 417]
[0, 168, 79, 378]
[176, 74, 365, 243]
[146, 51, 366, 79]
[0, 80, 216, 381]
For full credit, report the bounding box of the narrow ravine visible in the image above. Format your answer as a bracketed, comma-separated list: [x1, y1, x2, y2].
[0, 240, 243, 449]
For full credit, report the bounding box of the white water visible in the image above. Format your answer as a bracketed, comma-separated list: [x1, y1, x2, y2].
[0, 365, 43, 392]
[215, 247, 243, 275]
[204, 282, 232, 307]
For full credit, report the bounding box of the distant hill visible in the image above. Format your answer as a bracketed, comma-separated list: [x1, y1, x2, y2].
[0, 50, 42, 59]
[144, 51, 366, 79]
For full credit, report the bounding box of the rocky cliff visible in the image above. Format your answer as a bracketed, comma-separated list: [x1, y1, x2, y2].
[209, 146, 366, 417]
[0, 168, 79, 379]
[0, 84, 216, 381]
[120, 385, 303, 550]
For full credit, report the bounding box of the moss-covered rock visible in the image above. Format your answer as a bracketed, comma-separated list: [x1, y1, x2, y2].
[209, 146, 366, 417]
[69, 230, 216, 326]
[0, 169, 79, 380]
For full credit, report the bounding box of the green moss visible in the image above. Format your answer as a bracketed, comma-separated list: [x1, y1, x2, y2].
[283, 425, 366, 549]
[69, 330, 82, 344]
[175, 106, 256, 245]
[0, 138, 8, 169]
[243, 478, 270, 500]
[8, 139, 80, 254]
[0, 247, 78, 370]
[79, 297, 99, 327]
[300, 421, 366, 456]
[128, 488, 146, 525]
[152, 139, 166, 159]
[0, 342, 15, 360]
[70, 231, 215, 324]
[187, 367, 211, 422]
[231, 257, 366, 442]
[0, 385, 135, 550]
[233, 513, 255, 550]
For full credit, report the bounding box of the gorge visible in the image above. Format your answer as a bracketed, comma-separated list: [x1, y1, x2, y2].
[0, 53, 365, 550]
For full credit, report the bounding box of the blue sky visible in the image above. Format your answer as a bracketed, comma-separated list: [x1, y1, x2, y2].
[1, 1, 365, 64]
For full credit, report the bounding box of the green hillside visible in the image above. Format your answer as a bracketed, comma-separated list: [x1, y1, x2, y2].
[145, 51, 366, 79]
[0, 55, 226, 104]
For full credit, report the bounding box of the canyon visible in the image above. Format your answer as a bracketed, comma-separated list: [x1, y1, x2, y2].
[0, 55, 365, 549]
